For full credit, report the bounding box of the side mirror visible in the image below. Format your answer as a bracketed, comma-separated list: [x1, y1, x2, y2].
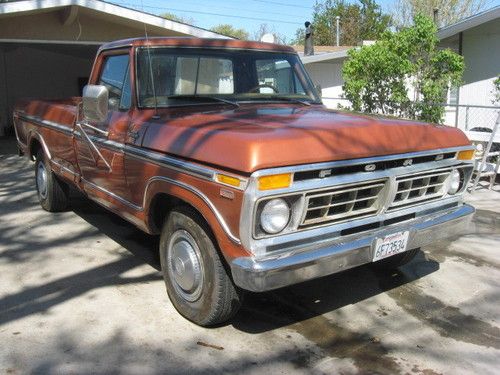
[82, 85, 108, 123]
[315, 84, 322, 98]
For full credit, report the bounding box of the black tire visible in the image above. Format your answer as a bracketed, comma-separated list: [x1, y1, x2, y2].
[35, 150, 69, 212]
[159, 206, 242, 326]
[371, 248, 420, 271]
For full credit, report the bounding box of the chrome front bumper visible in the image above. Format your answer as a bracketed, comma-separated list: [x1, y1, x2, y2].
[230, 204, 474, 292]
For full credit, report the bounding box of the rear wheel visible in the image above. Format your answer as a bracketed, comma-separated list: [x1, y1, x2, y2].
[35, 150, 69, 212]
[372, 248, 420, 271]
[159, 206, 242, 326]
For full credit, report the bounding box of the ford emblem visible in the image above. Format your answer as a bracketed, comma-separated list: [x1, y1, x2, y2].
[364, 164, 376, 172]
[319, 169, 332, 178]
[403, 159, 413, 166]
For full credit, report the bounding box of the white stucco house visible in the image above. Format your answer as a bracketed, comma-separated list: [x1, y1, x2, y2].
[438, 6, 500, 132]
[299, 6, 500, 134]
[295, 45, 353, 109]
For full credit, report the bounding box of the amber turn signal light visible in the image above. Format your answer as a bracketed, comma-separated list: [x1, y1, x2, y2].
[216, 174, 241, 188]
[457, 150, 475, 160]
[258, 173, 292, 190]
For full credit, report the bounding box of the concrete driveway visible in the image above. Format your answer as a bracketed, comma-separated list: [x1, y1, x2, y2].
[1, 139, 499, 374]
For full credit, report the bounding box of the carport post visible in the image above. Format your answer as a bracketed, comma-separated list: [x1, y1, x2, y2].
[0, 46, 8, 137]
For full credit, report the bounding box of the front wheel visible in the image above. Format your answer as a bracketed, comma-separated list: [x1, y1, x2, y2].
[159, 207, 242, 326]
[35, 150, 69, 212]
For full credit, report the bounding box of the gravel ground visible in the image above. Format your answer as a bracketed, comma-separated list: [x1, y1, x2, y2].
[1, 138, 499, 375]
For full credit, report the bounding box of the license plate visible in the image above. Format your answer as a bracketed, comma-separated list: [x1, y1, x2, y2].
[373, 231, 410, 262]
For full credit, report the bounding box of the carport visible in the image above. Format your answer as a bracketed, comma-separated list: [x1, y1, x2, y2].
[0, 0, 228, 136]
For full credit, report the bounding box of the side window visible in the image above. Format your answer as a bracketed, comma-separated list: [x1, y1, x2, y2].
[98, 54, 130, 110]
[120, 64, 132, 109]
[255, 59, 305, 94]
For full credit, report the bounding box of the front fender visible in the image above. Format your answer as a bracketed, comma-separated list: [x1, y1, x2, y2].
[143, 176, 250, 260]
[28, 130, 52, 160]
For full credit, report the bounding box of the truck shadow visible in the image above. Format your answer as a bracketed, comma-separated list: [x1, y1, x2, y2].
[232, 252, 438, 333]
[68, 189, 439, 333]
[69, 189, 162, 271]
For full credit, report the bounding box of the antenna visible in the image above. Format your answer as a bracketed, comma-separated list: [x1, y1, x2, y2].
[140, 0, 159, 118]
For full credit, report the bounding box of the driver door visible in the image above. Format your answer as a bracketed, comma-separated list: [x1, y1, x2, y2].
[75, 51, 133, 203]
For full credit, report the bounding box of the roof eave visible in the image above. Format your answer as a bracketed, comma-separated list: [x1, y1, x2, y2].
[0, 0, 230, 39]
[437, 5, 500, 40]
[300, 50, 351, 64]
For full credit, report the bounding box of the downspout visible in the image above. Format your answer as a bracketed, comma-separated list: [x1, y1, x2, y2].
[454, 31, 463, 128]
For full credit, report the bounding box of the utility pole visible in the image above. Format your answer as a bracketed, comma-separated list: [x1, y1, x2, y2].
[336, 16, 340, 46]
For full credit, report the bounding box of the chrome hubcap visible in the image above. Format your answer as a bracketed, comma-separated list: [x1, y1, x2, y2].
[167, 230, 203, 302]
[36, 161, 48, 199]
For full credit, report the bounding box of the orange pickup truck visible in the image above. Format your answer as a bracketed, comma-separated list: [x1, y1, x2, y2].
[14, 37, 475, 326]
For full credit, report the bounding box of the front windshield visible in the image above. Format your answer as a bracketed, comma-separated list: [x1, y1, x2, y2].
[136, 47, 321, 107]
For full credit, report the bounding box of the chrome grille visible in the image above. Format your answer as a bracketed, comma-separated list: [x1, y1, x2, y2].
[389, 168, 451, 210]
[300, 180, 386, 227]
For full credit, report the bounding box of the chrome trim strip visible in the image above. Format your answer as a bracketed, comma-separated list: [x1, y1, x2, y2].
[124, 145, 248, 190]
[231, 204, 474, 292]
[73, 131, 248, 190]
[21, 113, 246, 190]
[81, 175, 240, 244]
[78, 121, 109, 137]
[251, 146, 473, 178]
[241, 155, 474, 255]
[50, 159, 80, 179]
[135, 45, 296, 54]
[75, 124, 112, 171]
[98, 44, 134, 52]
[82, 178, 142, 211]
[388, 168, 451, 210]
[17, 113, 73, 136]
[12, 113, 27, 149]
[144, 176, 241, 244]
[28, 130, 52, 160]
[125, 145, 214, 181]
[17, 113, 241, 243]
[74, 131, 125, 154]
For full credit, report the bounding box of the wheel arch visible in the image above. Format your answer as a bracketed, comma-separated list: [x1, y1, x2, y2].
[28, 132, 51, 161]
[143, 177, 249, 260]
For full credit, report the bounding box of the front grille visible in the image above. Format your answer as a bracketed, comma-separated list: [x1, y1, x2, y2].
[293, 152, 456, 181]
[300, 180, 386, 227]
[388, 168, 451, 210]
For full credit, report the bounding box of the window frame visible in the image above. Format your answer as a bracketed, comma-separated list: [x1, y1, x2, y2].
[134, 46, 320, 109]
[95, 50, 132, 113]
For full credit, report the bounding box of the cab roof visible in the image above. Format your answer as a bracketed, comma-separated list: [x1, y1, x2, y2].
[100, 37, 296, 53]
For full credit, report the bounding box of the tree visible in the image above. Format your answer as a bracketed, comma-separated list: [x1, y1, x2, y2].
[393, 0, 487, 28]
[160, 12, 195, 25]
[292, 0, 391, 46]
[210, 24, 249, 40]
[342, 14, 464, 123]
[492, 76, 500, 105]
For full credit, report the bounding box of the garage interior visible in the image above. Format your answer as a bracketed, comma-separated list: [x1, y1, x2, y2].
[0, 0, 226, 136]
[0, 42, 99, 136]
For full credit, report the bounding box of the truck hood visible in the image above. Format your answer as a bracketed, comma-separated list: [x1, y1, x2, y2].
[141, 104, 470, 174]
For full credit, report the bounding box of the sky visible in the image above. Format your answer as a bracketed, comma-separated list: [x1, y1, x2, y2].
[109, 0, 500, 42]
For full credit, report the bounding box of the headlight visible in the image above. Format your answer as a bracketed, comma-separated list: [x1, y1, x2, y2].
[260, 198, 290, 234]
[448, 169, 461, 194]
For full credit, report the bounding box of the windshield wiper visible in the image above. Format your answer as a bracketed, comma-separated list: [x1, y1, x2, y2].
[253, 96, 313, 106]
[167, 95, 240, 108]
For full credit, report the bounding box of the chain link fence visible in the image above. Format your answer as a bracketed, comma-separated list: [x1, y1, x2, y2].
[321, 97, 499, 132]
[451, 104, 500, 131]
